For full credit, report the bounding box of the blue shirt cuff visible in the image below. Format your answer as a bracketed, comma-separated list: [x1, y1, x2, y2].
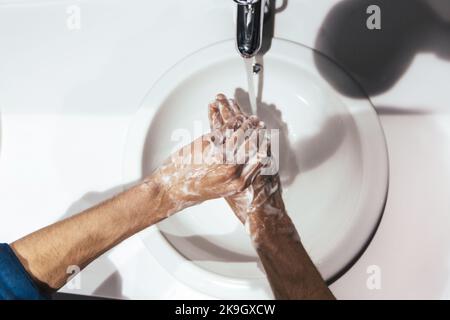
[0, 243, 50, 300]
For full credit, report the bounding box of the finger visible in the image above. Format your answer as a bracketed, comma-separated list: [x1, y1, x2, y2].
[216, 93, 235, 122]
[227, 119, 254, 164]
[258, 120, 266, 129]
[247, 115, 263, 129]
[241, 158, 263, 187]
[257, 132, 270, 159]
[257, 133, 277, 175]
[236, 128, 259, 165]
[223, 114, 248, 135]
[231, 118, 253, 143]
[226, 114, 258, 136]
[208, 102, 223, 131]
[244, 128, 270, 166]
[229, 98, 244, 116]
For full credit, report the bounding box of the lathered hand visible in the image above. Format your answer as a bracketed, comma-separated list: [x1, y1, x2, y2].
[207, 95, 298, 247]
[149, 94, 265, 219]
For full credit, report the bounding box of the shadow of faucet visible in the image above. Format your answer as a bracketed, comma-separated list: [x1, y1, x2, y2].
[258, 0, 289, 55]
[314, 0, 450, 98]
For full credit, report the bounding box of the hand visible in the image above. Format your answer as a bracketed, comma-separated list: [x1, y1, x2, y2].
[207, 95, 294, 244]
[148, 94, 265, 218]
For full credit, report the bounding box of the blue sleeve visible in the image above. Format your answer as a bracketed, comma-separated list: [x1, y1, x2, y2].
[0, 243, 50, 300]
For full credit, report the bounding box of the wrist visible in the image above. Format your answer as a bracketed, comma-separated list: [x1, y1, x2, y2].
[138, 174, 177, 225]
[246, 209, 300, 248]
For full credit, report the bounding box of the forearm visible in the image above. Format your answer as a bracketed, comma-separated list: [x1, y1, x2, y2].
[247, 211, 335, 300]
[10, 176, 168, 291]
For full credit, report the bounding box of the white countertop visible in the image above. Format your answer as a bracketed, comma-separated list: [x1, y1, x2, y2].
[1, 0, 450, 299]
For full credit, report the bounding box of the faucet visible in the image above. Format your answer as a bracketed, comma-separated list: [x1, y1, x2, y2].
[234, 0, 267, 58]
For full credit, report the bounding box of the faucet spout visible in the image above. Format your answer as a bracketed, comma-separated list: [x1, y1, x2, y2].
[235, 0, 266, 58]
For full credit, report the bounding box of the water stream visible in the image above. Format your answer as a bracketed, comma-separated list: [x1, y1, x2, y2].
[244, 58, 258, 115]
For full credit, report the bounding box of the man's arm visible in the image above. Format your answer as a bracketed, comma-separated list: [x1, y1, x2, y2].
[228, 176, 335, 300]
[10, 179, 168, 291]
[210, 97, 334, 300]
[247, 208, 335, 300]
[10, 94, 264, 293]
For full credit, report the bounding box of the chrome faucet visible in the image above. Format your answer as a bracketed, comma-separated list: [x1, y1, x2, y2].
[234, 0, 267, 58]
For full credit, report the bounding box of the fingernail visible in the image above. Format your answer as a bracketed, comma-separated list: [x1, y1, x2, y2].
[216, 93, 226, 100]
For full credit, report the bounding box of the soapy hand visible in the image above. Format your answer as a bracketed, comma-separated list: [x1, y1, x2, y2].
[207, 95, 297, 245]
[149, 94, 266, 218]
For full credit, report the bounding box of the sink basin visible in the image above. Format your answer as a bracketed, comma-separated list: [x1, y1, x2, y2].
[123, 39, 388, 299]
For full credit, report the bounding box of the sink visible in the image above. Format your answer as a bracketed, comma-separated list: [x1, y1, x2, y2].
[123, 39, 388, 299]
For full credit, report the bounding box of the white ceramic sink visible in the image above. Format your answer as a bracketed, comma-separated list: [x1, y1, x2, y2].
[123, 39, 388, 299]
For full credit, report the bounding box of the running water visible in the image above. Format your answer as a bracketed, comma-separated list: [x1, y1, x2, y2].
[244, 58, 258, 115]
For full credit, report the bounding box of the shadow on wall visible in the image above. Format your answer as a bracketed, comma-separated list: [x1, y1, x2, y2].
[314, 0, 450, 98]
